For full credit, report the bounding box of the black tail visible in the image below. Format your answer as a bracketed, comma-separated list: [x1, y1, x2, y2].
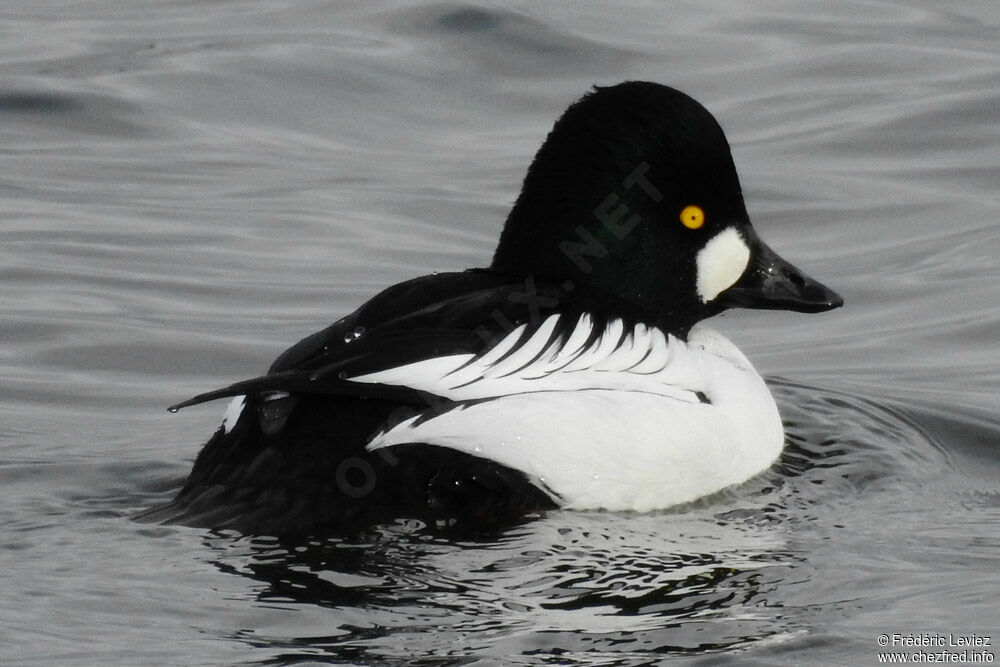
[140, 393, 555, 535]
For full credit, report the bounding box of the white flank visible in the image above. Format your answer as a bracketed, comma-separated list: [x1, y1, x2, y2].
[348, 317, 784, 511]
[696, 227, 751, 303]
[221, 395, 246, 434]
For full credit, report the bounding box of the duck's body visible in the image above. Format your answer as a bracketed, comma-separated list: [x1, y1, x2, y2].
[146, 82, 841, 534]
[362, 317, 783, 513]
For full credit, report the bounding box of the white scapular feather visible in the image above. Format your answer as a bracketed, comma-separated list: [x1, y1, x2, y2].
[485, 314, 559, 377]
[350, 314, 695, 401]
[221, 395, 246, 434]
[351, 317, 783, 511]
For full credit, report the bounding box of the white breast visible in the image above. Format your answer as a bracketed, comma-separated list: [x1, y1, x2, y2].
[350, 315, 784, 511]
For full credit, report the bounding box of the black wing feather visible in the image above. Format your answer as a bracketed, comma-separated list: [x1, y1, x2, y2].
[170, 270, 592, 411]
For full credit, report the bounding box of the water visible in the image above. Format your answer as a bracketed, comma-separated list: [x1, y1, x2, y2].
[2, 1, 998, 664]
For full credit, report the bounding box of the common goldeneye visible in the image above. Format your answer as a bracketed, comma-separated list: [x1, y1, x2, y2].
[147, 81, 842, 534]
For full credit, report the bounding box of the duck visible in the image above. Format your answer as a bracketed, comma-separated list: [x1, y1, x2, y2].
[145, 81, 842, 534]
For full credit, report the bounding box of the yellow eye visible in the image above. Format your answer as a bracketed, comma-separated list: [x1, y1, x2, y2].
[680, 205, 705, 230]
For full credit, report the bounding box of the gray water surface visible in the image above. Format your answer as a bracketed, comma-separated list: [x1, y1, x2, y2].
[2, 2, 999, 665]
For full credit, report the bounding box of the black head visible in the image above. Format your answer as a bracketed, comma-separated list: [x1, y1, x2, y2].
[491, 81, 841, 334]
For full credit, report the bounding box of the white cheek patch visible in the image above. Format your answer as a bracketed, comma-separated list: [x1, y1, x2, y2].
[695, 227, 751, 303]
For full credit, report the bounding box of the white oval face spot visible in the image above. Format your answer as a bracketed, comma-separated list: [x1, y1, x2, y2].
[696, 227, 751, 303]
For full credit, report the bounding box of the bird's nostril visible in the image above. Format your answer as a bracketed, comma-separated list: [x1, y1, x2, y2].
[788, 271, 805, 287]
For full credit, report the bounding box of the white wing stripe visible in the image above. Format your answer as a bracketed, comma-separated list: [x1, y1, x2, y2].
[471, 322, 527, 368]
[488, 314, 560, 378]
[559, 313, 595, 358]
[347, 313, 706, 402]
[559, 317, 622, 373]
[350, 353, 473, 388]
[629, 327, 670, 374]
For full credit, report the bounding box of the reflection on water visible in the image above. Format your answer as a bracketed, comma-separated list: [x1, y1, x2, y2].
[202, 515, 796, 660]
